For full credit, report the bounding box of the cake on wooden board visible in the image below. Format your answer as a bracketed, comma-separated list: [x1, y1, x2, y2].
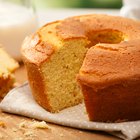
[22, 14, 140, 122]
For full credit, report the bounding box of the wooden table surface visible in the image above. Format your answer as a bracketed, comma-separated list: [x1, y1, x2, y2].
[0, 64, 120, 140]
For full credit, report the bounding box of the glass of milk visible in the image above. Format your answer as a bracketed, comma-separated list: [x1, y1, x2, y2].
[0, 0, 38, 60]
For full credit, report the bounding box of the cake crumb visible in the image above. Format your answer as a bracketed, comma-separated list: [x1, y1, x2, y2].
[31, 121, 50, 129]
[12, 128, 18, 132]
[23, 130, 37, 140]
[0, 133, 4, 139]
[5, 116, 11, 119]
[19, 121, 26, 128]
[78, 131, 83, 134]
[14, 138, 24, 140]
[24, 131, 34, 137]
[0, 121, 6, 128]
[60, 133, 64, 137]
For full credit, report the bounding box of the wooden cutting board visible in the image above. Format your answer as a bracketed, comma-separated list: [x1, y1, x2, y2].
[0, 64, 120, 140]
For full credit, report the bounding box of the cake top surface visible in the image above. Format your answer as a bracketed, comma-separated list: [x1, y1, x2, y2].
[78, 39, 140, 89]
[22, 14, 140, 65]
[56, 14, 140, 40]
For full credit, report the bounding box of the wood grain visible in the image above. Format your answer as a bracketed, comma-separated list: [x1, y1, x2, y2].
[0, 64, 121, 140]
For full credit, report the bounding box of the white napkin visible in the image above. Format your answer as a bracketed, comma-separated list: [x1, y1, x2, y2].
[120, 0, 140, 20]
[0, 82, 140, 140]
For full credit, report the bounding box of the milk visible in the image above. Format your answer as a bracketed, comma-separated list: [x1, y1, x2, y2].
[0, 2, 38, 60]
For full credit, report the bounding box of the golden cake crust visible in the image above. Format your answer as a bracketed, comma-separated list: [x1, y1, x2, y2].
[22, 34, 54, 65]
[77, 40, 140, 90]
[22, 14, 140, 120]
[57, 14, 140, 40]
[22, 14, 140, 65]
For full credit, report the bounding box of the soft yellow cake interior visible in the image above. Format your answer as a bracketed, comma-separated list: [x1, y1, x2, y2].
[38, 23, 88, 112]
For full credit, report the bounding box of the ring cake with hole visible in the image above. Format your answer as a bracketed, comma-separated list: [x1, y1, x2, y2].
[22, 14, 140, 122]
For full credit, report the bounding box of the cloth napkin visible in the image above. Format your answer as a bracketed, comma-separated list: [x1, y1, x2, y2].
[120, 0, 140, 20]
[0, 82, 140, 140]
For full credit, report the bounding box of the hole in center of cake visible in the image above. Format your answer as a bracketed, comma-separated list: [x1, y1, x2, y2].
[87, 30, 127, 46]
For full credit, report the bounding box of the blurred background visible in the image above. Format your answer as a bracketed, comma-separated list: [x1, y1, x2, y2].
[1, 0, 140, 61]
[33, 0, 124, 27]
[33, 0, 122, 9]
[0, 0, 123, 60]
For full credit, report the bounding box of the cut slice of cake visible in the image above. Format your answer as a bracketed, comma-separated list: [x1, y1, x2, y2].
[77, 41, 140, 122]
[22, 18, 91, 112]
[0, 45, 19, 99]
[22, 32, 88, 113]
[0, 47, 19, 72]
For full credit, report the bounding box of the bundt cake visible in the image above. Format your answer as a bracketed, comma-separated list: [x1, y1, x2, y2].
[0, 45, 19, 99]
[22, 14, 140, 122]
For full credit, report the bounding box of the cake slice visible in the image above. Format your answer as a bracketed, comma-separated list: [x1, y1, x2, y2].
[0, 45, 19, 99]
[22, 32, 88, 112]
[77, 40, 140, 122]
[0, 47, 19, 73]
